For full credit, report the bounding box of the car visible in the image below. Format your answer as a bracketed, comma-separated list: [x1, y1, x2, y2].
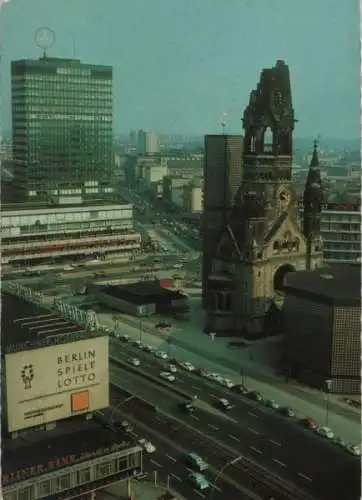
[219, 378, 235, 389]
[129, 358, 140, 367]
[132, 340, 143, 348]
[138, 438, 156, 454]
[265, 399, 280, 410]
[156, 320, 172, 329]
[179, 402, 195, 414]
[346, 444, 361, 456]
[143, 344, 154, 353]
[195, 368, 208, 377]
[188, 472, 210, 490]
[159, 371, 175, 382]
[180, 361, 195, 372]
[247, 391, 263, 402]
[301, 417, 317, 430]
[155, 351, 168, 360]
[219, 398, 233, 411]
[316, 426, 334, 439]
[168, 364, 177, 373]
[117, 334, 129, 342]
[184, 452, 209, 471]
[280, 407, 296, 418]
[115, 420, 133, 433]
[207, 372, 223, 382]
[233, 384, 249, 394]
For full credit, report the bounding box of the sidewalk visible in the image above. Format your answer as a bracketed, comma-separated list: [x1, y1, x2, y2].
[98, 478, 184, 500]
[100, 298, 361, 444]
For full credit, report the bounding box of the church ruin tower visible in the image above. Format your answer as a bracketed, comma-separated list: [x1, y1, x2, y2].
[204, 60, 323, 336]
[303, 140, 324, 271]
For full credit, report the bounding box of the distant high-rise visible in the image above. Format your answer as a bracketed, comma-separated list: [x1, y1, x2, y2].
[11, 57, 113, 203]
[137, 130, 159, 155]
[202, 135, 244, 307]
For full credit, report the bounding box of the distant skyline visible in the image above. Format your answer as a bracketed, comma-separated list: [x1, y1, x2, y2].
[1, 0, 360, 139]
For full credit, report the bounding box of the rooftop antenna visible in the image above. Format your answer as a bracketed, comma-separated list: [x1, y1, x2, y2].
[220, 112, 227, 135]
[72, 37, 77, 58]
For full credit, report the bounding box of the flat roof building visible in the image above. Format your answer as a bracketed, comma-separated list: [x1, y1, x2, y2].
[282, 264, 361, 393]
[89, 281, 189, 317]
[11, 57, 113, 203]
[1, 201, 141, 265]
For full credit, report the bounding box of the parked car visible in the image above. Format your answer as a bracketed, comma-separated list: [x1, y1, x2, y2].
[219, 378, 235, 389]
[233, 384, 249, 394]
[117, 334, 129, 342]
[301, 417, 317, 430]
[143, 344, 154, 353]
[155, 351, 168, 360]
[280, 406, 296, 418]
[168, 364, 177, 373]
[129, 358, 140, 367]
[346, 444, 361, 456]
[265, 399, 280, 410]
[159, 371, 175, 382]
[247, 391, 263, 402]
[316, 426, 334, 440]
[188, 472, 210, 490]
[195, 368, 208, 377]
[138, 438, 156, 454]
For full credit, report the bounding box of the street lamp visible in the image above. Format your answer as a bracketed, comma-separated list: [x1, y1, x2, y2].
[325, 379, 332, 427]
[209, 456, 242, 500]
[139, 318, 142, 343]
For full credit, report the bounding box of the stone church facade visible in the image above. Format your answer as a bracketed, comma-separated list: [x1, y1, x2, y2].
[204, 60, 323, 335]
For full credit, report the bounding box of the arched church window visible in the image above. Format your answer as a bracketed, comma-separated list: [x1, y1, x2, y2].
[273, 240, 280, 253]
[264, 127, 273, 153]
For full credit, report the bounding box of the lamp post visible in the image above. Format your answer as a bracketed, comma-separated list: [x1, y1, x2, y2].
[325, 379, 332, 427]
[139, 318, 142, 343]
[209, 456, 242, 500]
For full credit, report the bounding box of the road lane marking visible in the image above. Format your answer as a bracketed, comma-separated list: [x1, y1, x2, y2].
[247, 427, 260, 435]
[270, 439, 281, 447]
[228, 433, 240, 442]
[192, 488, 205, 498]
[170, 473, 181, 482]
[150, 459, 162, 467]
[208, 424, 219, 431]
[248, 411, 258, 418]
[211, 483, 222, 492]
[298, 472, 313, 482]
[250, 446, 262, 454]
[272, 458, 286, 467]
[190, 414, 200, 421]
[166, 454, 176, 463]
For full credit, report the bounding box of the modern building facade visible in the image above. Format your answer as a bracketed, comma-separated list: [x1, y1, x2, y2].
[203, 61, 323, 335]
[11, 57, 113, 202]
[321, 202, 361, 265]
[137, 130, 159, 155]
[1, 201, 141, 265]
[282, 264, 361, 393]
[202, 134, 244, 307]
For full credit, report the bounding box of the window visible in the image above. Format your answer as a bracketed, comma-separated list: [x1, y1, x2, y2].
[78, 467, 91, 484]
[18, 488, 32, 500]
[37, 481, 51, 498]
[99, 462, 113, 477]
[57, 474, 71, 491]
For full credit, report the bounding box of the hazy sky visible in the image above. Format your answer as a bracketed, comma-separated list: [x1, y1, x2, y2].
[1, 0, 360, 138]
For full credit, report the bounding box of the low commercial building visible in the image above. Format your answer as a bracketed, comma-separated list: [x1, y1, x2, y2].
[1, 291, 143, 500]
[1, 201, 142, 265]
[282, 264, 361, 393]
[89, 280, 189, 317]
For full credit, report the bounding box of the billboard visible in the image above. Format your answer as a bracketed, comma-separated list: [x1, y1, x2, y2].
[5, 336, 109, 432]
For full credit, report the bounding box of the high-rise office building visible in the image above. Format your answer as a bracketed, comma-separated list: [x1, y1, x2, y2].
[137, 130, 159, 155]
[11, 57, 113, 202]
[202, 135, 244, 307]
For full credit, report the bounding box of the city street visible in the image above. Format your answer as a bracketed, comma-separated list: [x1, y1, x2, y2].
[109, 347, 361, 500]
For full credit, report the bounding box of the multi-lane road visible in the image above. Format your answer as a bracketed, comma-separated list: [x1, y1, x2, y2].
[109, 338, 361, 500]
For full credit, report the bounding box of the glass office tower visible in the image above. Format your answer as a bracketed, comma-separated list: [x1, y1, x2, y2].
[11, 57, 113, 202]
